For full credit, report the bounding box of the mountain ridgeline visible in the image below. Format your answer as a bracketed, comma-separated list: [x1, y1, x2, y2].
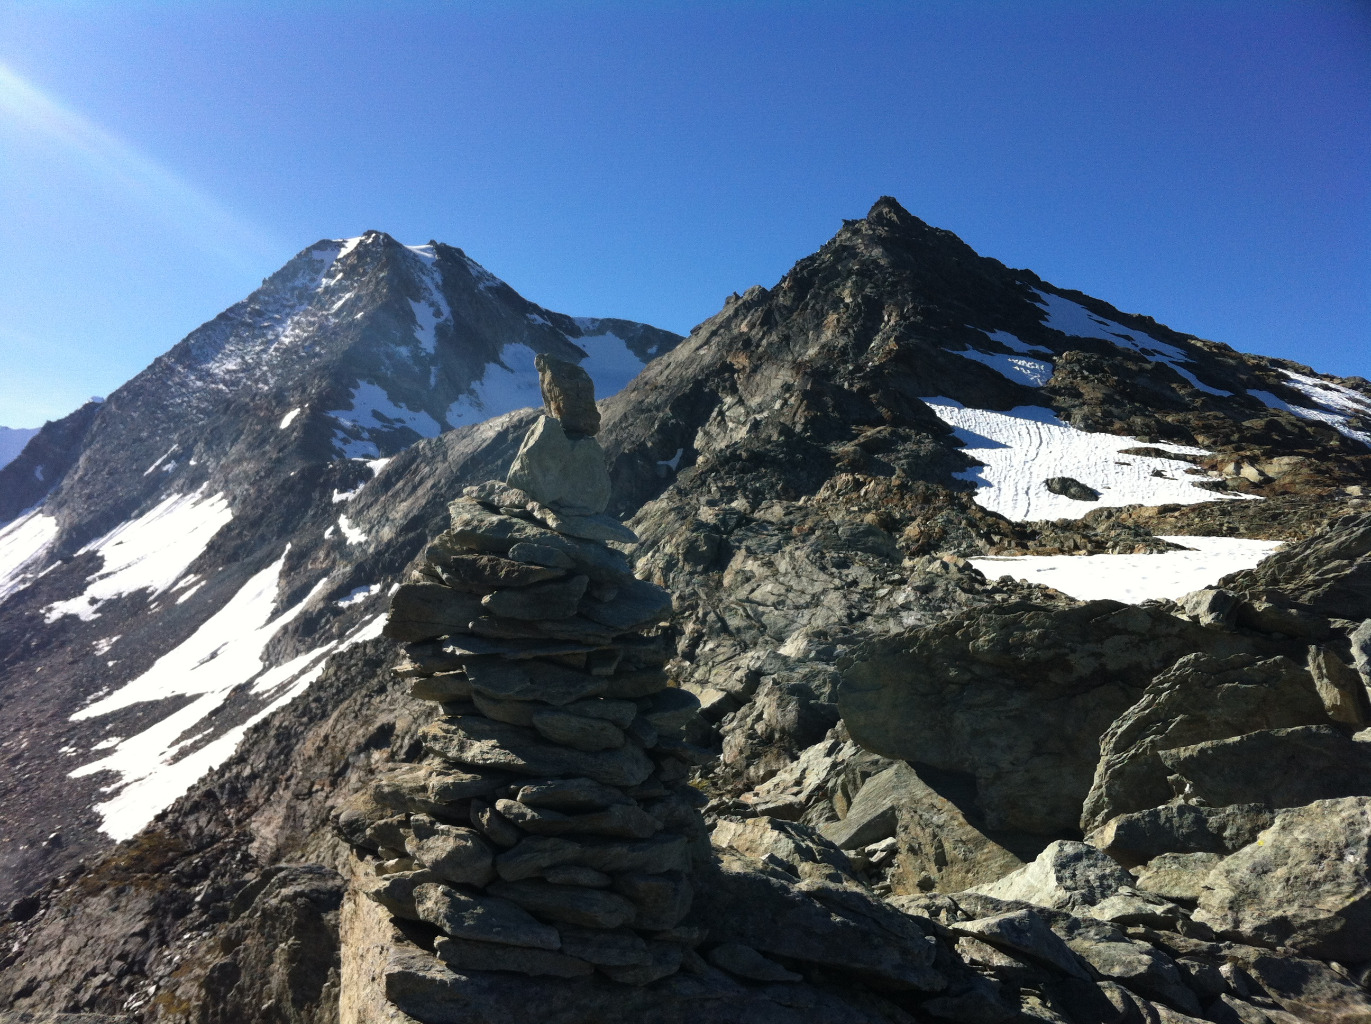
[1, 198, 1369, 1023]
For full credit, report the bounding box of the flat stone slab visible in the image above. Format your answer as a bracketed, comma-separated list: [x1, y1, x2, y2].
[422, 717, 654, 787]
[413, 882, 561, 950]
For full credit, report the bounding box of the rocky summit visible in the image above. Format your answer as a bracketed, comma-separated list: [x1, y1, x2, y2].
[1, 198, 1370, 1023]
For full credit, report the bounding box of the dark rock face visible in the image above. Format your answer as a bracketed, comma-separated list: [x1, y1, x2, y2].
[0, 399, 101, 523]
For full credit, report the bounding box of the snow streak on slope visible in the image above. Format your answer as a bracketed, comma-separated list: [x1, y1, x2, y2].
[1034, 290, 1230, 397]
[1249, 371, 1371, 448]
[43, 490, 233, 622]
[971, 535, 1285, 603]
[446, 343, 543, 428]
[0, 510, 59, 603]
[65, 548, 370, 839]
[924, 398, 1250, 521]
[951, 348, 1054, 386]
[327, 381, 444, 457]
[577, 330, 651, 400]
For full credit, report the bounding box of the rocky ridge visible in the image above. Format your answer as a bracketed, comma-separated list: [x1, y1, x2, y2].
[2, 198, 1370, 1022]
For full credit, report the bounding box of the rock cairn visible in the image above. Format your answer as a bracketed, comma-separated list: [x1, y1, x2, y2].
[346, 354, 707, 988]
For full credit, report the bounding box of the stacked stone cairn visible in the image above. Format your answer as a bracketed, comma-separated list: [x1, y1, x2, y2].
[348, 354, 708, 987]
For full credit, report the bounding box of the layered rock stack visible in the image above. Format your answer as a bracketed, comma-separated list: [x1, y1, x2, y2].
[344, 354, 708, 990]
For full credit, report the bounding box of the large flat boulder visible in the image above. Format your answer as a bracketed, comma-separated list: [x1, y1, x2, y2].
[1194, 797, 1371, 962]
[839, 601, 1248, 834]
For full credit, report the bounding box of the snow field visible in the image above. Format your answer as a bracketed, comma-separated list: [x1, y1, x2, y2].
[970, 535, 1285, 604]
[1249, 370, 1371, 448]
[42, 489, 233, 622]
[1034, 290, 1230, 397]
[0, 510, 59, 602]
[923, 398, 1250, 522]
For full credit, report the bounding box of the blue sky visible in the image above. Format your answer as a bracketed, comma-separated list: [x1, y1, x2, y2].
[0, 1, 1367, 428]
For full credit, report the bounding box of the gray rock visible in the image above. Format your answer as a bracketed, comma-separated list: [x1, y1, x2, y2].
[969, 841, 1134, 914]
[1133, 852, 1222, 903]
[556, 926, 651, 966]
[360, 868, 439, 919]
[516, 776, 634, 812]
[527, 501, 638, 544]
[445, 499, 631, 580]
[599, 940, 686, 986]
[404, 815, 495, 887]
[562, 698, 638, 729]
[950, 911, 1091, 980]
[841, 601, 1241, 835]
[409, 672, 472, 702]
[1244, 953, 1371, 1024]
[579, 576, 674, 632]
[1353, 620, 1371, 692]
[428, 550, 566, 592]
[696, 865, 944, 991]
[508, 540, 577, 569]
[707, 943, 802, 982]
[613, 871, 693, 930]
[369, 762, 509, 814]
[1158, 725, 1371, 809]
[481, 575, 590, 621]
[575, 834, 691, 875]
[495, 798, 660, 840]
[506, 415, 611, 516]
[412, 881, 562, 950]
[1308, 646, 1369, 727]
[462, 656, 607, 705]
[1064, 934, 1201, 1016]
[461, 480, 533, 509]
[469, 799, 522, 848]
[495, 836, 583, 881]
[530, 708, 625, 751]
[1235, 598, 1332, 640]
[422, 716, 654, 787]
[1045, 477, 1100, 501]
[382, 583, 485, 642]
[1081, 653, 1326, 834]
[433, 934, 594, 978]
[543, 865, 612, 887]
[1087, 802, 1273, 866]
[1177, 588, 1241, 629]
[487, 878, 637, 929]
[642, 688, 703, 733]
[536, 352, 601, 436]
[711, 816, 856, 885]
[1194, 797, 1371, 961]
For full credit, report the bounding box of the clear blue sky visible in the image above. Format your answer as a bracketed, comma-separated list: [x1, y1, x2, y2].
[1, 1, 1367, 428]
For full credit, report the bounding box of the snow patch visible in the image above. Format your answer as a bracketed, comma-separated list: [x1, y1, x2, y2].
[576, 330, 646, 400]
[336, 583, 380, 608]
[971, 535, 1285, 604]
[951, 348, 1054, 387]
[92, 636, 120, 656]
[973, 328, 1052, 357]
[328, 381, 443, 457]
[923, 398, 1249, 522]
[1034, 291, 1230, 397]
[658, 448, 685, 471]
[68, 549, 327, 840]
[446, 343, 543, 427]
[1248, 372, 1371, 448]
[338, 515, 367, 545]
[43, 490, 233, 622]
[142, 445, 178, 477]
[0, 510, 59, 603]
[279, 408, 302, 429]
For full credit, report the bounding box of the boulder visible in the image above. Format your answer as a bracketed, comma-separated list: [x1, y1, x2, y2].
[840, 601, 1246, 835]
[433, 934, 594, 978]
[1086, 802, 1273, 867]
[969, 841, 1133, 914]
[1081, 653, 1327, 834]
[707, 943, 802, 983]
[481, 574, 590, 621]
[1307, 646, 1369, 727]
[527, 502, 638, 544]
[412, 882, 561, 950]
[1132, 852, 1222, 903]
[1194, 797, 1371, 961]
[535, 352, 601, 436]
[949, 910, 1090, 980]
[505, 416, 611, 516]
[404, 815, 496, 887]
[1159, 725, 1371, 810]
[711, 816, 856, 885]
[421, 717, 654, 787]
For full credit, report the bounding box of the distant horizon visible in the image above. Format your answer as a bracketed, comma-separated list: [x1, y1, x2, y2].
[2, 2, 1367, 427]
